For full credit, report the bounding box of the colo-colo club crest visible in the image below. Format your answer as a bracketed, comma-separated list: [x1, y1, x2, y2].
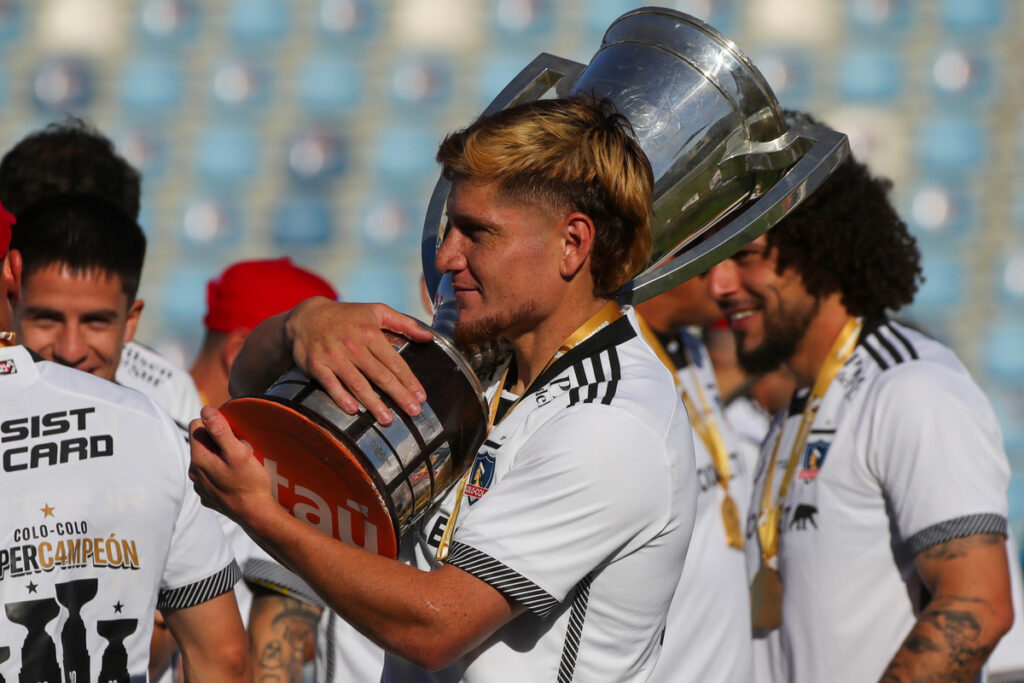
[465, 452, 496, 505]
[798, 440, 831, 481]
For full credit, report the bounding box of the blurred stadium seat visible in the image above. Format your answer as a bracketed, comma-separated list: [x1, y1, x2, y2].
[272, 195, 335, 247]
[358, 191, 422, 253]
[0, 0, 26, 44]
[939, 0, 1004, 32]
[119, 57, 185, 116]
[210, 57, 272, 114]
[343, 266, 416, 315]
[929, 46, 994, 104]
[982, 319, 1024, 382]
[180, 195, 243, 247]
[373, 124, 439, 178]
[846, 0, 912, 34]
[299, 53, 364, 113]
[285, 125, 347, 187]
[837, 46, 904, 102]
[115, 126, 170, 181]
[136, 0, 200, 46]
[915, 115, 986, 172]
[996, 250, 1024, 305]
[227, 0, 289, 44]
[389, 53, 455, 111]
[31, 57, 95, 113]
[489, 0, 556, 40]
[194, 126, 260, 187]
[317, 0, 380, 43]
[905, 181, 974, 241]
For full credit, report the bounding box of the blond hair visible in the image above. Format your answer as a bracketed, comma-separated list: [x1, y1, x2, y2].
[436, 96, 653, 297]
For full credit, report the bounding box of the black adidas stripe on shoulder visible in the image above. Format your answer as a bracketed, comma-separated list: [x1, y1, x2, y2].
[567, 347, 621, 408]
[884, 322, 919, 360]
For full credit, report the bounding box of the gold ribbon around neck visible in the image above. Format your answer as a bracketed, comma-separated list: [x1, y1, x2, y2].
[435, 300, 623, 563]
[750, 316, 862, 630]
[637, 315, 744, 550]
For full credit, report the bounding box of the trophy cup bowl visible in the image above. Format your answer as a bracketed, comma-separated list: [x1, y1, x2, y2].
[223, 7, 849, 559]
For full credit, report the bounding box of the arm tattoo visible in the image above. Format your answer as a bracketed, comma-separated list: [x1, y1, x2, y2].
[880, 595, 996, 682]
[251, 591, 323, 683]
[919, 534, 1002, 562]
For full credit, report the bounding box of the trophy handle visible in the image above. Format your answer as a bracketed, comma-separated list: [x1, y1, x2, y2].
[421, 53, 587, 306]
[618, 122, 850, 305]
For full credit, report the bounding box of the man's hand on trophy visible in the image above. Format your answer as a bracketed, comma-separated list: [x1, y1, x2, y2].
[284, 298, 432, 425]
[188, 406, 281, 529]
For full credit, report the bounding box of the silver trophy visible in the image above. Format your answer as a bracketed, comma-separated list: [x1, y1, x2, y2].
[225, 7, 849, 558]
[423, 6, 850, 309]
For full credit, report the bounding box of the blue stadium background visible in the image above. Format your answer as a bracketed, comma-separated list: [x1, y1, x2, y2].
[1, 0, 1021, 548]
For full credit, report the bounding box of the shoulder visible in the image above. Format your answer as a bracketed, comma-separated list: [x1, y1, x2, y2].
[116, 341, 202, 416]
[36, 355, 185, 433]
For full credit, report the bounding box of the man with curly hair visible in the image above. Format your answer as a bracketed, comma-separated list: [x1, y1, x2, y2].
[709, 137, 1014, 681]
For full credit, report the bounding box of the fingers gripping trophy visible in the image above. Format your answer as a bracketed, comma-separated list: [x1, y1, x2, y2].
[220, 7, 849, 560]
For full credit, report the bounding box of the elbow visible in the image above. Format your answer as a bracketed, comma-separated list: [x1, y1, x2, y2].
[392, 631, 469, 672]
[221, 641, 253, 682]
[991, 598, 1015, 642]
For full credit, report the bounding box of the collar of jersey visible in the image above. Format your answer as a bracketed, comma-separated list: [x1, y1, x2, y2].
[504, 314, 636, 407]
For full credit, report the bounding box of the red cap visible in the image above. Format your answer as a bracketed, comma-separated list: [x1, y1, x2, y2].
[0, 200, 14, 258]
[204, 257, 338, 333]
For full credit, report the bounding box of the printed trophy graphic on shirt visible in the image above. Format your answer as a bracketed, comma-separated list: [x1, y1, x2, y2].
[55, 578, 97, 682]
[221, 7, 849, 560]
[96, 618, 137, 683]
[5, 598, 62, 682]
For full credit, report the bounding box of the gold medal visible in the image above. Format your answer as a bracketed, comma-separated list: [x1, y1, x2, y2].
[722, 495, 744, 550]
[750, 565, 783, 630]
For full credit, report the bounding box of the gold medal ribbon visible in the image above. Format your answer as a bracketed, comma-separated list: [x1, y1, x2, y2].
[637, 315, 744, 549]
[756, 316, 862, 562]
[436, 300, 623, 562]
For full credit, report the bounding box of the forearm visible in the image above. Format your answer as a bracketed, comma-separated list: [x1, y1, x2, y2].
[229, 312, 293, 397]
[881, 595, 1008, 682]
[239, 503, 513, 670]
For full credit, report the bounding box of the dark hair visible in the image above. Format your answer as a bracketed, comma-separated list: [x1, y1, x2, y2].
[766, 119, 922, 316]
[0, 117, 141, 218]
[11, 194, 146, 301]
[436, 96, 654, 298]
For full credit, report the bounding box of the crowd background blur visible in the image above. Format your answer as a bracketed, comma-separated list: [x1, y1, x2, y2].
[0, 0, 1020, 553]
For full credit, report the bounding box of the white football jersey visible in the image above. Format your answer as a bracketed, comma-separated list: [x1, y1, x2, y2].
[116, 341, 203, 428]
[0, 344, 238, 682]
[384, 307, 698, 682]
[647, 327, 753, 683]
[745, 318, 1010, 683]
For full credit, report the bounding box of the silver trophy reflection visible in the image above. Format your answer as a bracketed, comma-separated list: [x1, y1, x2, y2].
[224, 7, 848, 558]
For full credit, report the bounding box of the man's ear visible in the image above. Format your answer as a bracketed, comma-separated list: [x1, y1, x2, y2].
[3, 249, 22, 304]
[560, 212, 596, 281]
[221, 328, 250, 374]
[123, 298, 145, 344]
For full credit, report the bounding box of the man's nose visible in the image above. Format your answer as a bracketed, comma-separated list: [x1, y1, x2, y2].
[707, 260, 739, 303]
[52, 325, 88, 368]
[435, 230, 467, 274]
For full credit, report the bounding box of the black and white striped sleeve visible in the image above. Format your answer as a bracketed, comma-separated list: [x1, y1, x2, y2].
[447, 542, 559, 619]
[157, 560, 241, 610]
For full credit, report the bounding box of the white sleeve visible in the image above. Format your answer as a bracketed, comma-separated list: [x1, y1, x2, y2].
[447, 405, 680, 617]
[157, 421, 240, 610]
[865, 362, 1009, 555]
